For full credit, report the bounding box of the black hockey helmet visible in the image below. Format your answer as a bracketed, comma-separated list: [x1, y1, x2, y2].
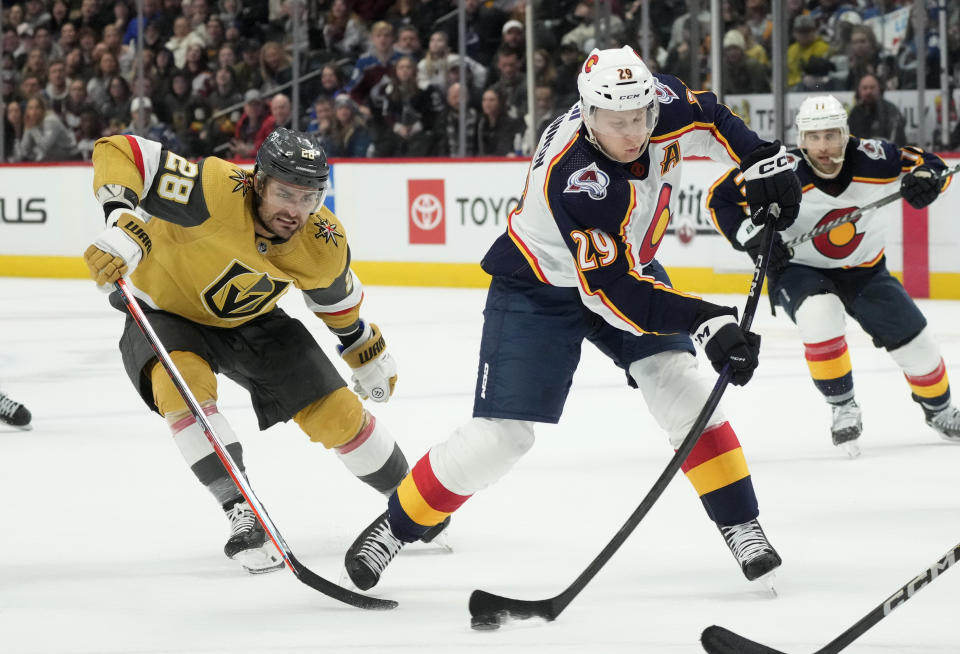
[254, 127, 329, 190]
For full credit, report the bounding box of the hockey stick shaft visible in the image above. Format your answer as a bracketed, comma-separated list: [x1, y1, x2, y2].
[701, 541, 960, 654]
[783, 163, 960, 249]
[469, 206, 779, 624]
[114, 279, 396, 610]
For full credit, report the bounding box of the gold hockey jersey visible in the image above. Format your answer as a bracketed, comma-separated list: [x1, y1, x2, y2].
[91, 135, 362, 329]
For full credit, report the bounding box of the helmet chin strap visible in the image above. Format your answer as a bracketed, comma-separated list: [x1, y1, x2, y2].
[801, 148, 845, 180]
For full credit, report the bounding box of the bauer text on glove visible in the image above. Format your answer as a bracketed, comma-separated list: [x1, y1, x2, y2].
[338, 322, 398, 402]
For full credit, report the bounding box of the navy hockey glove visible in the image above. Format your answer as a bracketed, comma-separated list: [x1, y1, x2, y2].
[744, 228, 791, 274]
[692, 308, 761, 386]
[740, 142, 802, 231]
[900, 166, 941, 209]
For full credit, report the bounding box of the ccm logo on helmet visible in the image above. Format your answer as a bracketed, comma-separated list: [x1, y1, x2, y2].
[584, 54, 599, 73]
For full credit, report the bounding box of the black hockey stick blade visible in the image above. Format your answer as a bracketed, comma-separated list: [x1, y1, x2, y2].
[288, 553, 397, 610]
[701, 626, 788, 654]
[468, 207, 779, 630]
[702, 541, 960, 654]
[468, 590, 559, 629]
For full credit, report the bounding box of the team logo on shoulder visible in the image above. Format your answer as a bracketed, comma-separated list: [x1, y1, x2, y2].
[565, 162, 610, 200]
[857, 139, 886, 160]
[202, 259, 291, 320]
[229, 169, 253, 196]
[653, 79, 678, 104]
[313, 217, 343, 246]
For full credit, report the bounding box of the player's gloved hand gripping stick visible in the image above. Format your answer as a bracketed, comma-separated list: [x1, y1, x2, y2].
[113, 278, 397, 611]
[467, 205, 781, 630]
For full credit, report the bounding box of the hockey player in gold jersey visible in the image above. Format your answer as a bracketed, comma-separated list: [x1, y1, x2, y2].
[84, 128, 438, 573]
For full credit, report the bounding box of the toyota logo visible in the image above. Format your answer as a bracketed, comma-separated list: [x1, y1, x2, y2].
[410, 193, 443, 230]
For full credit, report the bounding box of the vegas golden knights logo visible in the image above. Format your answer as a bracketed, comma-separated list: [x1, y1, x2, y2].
[202, 260, 292, 319]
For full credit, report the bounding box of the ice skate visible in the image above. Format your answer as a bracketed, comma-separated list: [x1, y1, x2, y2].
[344, 511, 406, 590]
[925, 404, 960, 442]
[223, 501, 284, 574]
[420, 515, 453, 552]
[719, 518, 782, 592]
[0, 392, 32, 431]
[830, 398, 862, 457]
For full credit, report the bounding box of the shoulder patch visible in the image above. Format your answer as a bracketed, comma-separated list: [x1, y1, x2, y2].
[313, 216, 344, 246]
[654, 79, 679, 105]
[857, 139, 886, 160]
[229, 168, 253, 196]
[565, 162, 610, 200]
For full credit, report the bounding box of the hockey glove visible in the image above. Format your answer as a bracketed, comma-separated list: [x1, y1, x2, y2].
[740, 142, 802, 231]
[338, 321, 397, 402]
[744, 227, 791, 274]
[691, 307, 761, 386]
[900, 166, 941, 209]
[83, 211, 151, 288]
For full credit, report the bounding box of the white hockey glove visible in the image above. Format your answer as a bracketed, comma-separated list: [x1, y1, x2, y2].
[83, 211, 152, 289]
[337, 321, 397, 402]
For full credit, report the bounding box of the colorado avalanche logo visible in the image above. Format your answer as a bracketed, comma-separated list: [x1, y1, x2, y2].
[584, 54, 599, 73]
[653, 79, 678, 104]
[565, 163, 610, 200]
[857, 138, 886, 160]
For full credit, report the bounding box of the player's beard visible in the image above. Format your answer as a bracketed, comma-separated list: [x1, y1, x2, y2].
[255, 210, 301, 241]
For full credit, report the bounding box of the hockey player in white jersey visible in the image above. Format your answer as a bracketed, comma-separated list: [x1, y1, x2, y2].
[709, 95, 958, 456]
[344, 45, 802, 591]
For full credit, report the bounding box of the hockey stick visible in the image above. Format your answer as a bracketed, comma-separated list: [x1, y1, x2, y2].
[114, 278, 396, 611]
[700, 541, 960, 653]
[783, 163, 960, 249]
[468, 206, 780, 630]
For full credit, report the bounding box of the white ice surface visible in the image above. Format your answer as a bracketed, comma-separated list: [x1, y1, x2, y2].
[1, 278, 958, 654]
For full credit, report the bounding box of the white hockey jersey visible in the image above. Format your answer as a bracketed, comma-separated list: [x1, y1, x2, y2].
[481, 73, 769, 336]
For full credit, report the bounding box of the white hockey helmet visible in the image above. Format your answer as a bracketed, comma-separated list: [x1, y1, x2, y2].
[795, 95, 849, 176]
[578, 46, 659, 160]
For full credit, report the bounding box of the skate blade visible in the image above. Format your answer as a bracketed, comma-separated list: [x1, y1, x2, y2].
[754, 570, 778, 598]
[424, 530, 453, 553]
[838, 439, 861, 458]
[230, 545, 285, 574]
[338, 567, 362, 591]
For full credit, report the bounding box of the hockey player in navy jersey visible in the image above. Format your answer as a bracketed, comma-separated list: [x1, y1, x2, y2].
[344, 46, 802, 591]
[709, 95, 959, 457]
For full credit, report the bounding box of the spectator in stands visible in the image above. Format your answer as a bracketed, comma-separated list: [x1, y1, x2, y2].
[32, 25, 62, 60]
[43, 58, 69, 114]
[417, 30, 487, 96]
[553, 41, 582, 107]
[110, 0, 132, 38]
[62, 78, 94, 133]
[232, 39, 262, 90]
[561, 1, 624, 53]
[848, 72, 906, 145]
[490, 49, 525, 120]
[4, 100, 24, 161]
[845, 24, 880, 89]
[57, 21, 78, 53]
[315, 64, 347, 102]
[259, 41, 292, 94]
[166, 15, 205, 68]
[436, 0, 505, 66]
[532, 48, 557, 91]
[432, 81, 477, 156]
[123, 0, 166, 46]
[76, 0, 108, 37]
[385, 0, 447, 46]
[500, 19, 525, 58]
[789, 55, 844, 92]
[722, 29, 769, 94]
[18, 75, 43, 104]
[306, 96, 335, 151]
[16, 94, 80, 161]
[663, 16, 705, 87]
[49, 0, 72, 37]
[63, 46, 86, 80]
[204, 17, 226, 59]
[368, 54, 443, 156]
[476, 87, 523, 156]
[75, 107, 102, 160]
[184, 43, 213, 94]
[321, 0, 368, 59]
[21, 47, 49, 84]
[23, 0, 51, 32]
[787, 13, 829, 87]
[327, 94, 374, 157]
[743, 0, 772, 55]
[231, 88, 266, 158]
[101, 75, 133, 132]
[86, 49, 119, 107]
[522, 84, 561, 154]
[253, 93, 292, 150]
[348, 21, 402, 106]
[394, 24, 422, 61]
[124, 96, 182, 150]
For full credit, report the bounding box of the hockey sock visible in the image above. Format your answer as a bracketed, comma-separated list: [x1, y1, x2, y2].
[804, 336, 855, 404]
[680, 422, 758, 526]
[334, 413, 410, 495]
[889, 329, 951, 413]
[388, 453, 471, 543]
[168, 405, 245, 506]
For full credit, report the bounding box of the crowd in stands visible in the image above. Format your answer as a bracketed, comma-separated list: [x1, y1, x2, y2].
[2, 0, 960, 163]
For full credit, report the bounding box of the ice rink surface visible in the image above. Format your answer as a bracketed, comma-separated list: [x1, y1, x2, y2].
[1, 277, 958, 654]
